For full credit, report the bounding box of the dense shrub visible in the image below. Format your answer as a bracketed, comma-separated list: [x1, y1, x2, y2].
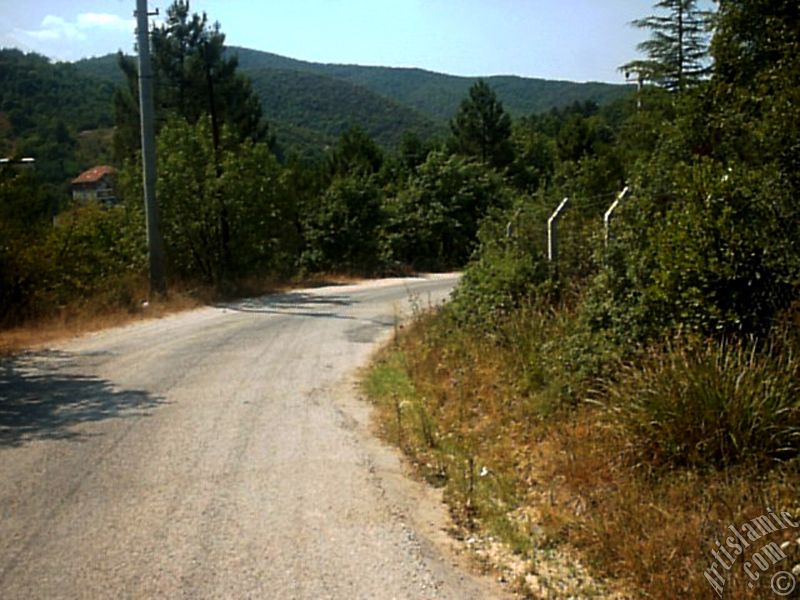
[583, 156, 800, 344]
[154, 117, 297, 282]
[600, 334, 800, 469]
[1, 166, 145, 323]
[384, 152, 510, 270]
[449, 195, 550, 324]
[301, 173, 384, 272]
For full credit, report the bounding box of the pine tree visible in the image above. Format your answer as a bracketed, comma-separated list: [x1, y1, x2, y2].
[113, 0, 269, 160]
[152, 3, 269, 147]
[111, 53, 142, 162]
[449, 80, 513, 170]
[622, 0, 712, 92]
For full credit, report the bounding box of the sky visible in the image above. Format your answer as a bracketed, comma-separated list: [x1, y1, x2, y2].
[0, 1, 704, 83]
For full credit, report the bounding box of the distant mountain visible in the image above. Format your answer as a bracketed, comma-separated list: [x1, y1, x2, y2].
[246, 68, 441, 151]
[73, 53, 440, 153]
[72, 54, 124, 86]
[228, 47, 633, 121]
[2, 50, 115, 141]
[72, 48, 632, 155]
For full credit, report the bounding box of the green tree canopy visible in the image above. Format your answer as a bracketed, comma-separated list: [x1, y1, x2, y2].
[385, 151, 509, 269]
[301, 174, 384, 272]
[113, 0, 268, 160]
[142, 116, 291, 283]
[449, 80, 514, 170]
[711, 0, 800, 87]
[327, 126, 384, 178]
[622, 0, 712, 92]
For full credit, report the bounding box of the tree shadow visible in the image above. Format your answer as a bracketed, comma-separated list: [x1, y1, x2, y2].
[0, 350, 166, 448]
[216, 291, 356, 315]
[218, 290, 404, 340]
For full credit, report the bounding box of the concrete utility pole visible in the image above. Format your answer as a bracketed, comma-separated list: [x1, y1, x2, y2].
[136, 0, 166, 297]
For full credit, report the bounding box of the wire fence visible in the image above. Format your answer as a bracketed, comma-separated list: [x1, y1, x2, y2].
[535, 188, 628, 282]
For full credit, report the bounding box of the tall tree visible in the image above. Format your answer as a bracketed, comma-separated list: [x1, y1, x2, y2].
[622, 0, 712, 92]
[112, 53, 142, 163]
[711, 0, 800, 87]
[327, 126, 384, 178]
[113, 0, 269, 161]
[149, 116, 292, 283]
[152, 3, 269, 147]
[449, 80, 513, 170]
[112, 1, 272, 279]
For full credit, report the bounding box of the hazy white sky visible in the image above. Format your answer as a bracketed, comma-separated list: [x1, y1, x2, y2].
[0, 1, 713, 83]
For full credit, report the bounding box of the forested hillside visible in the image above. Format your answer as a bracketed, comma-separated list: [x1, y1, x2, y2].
[229, 46, 633, 121]
[0, 49, 115, 184]
[73, 52, 437, 153]
[245, 68, 441, 151]
[73, 47, 630, 155]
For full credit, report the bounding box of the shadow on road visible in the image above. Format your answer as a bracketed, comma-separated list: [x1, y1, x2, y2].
[217, 291, 401, 342]
[216, 291, 356, 316]
[0, 350, 165, 447]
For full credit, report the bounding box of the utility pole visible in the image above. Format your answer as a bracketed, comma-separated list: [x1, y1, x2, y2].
[135, 0, 166, 297]
[625, 70, 645, 111]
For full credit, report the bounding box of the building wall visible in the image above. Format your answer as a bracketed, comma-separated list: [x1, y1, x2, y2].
[71, 175, 117, 205]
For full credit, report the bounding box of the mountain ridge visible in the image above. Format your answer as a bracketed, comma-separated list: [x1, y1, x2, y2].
[70, 47, 632, 154]
[227, 47, 632, 121]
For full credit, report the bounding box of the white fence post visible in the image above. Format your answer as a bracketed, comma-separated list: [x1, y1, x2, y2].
[604, 186, 630, 248]
[547, 197, 569, 263]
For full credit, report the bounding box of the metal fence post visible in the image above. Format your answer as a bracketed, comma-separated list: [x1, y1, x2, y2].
[547, 197, 569, 263]
[604, 186, 630, 248]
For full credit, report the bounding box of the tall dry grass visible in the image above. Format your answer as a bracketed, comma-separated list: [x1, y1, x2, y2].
[364, 304, 800, 598]
[597, 335, 800, 471]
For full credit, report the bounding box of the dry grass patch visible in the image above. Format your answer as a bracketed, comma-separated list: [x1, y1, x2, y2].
[364, 308, 800, 599]
[0, 280, 200, 354]
[537, 409, 800, 598]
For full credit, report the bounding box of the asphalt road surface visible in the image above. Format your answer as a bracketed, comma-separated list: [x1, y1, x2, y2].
[0, 275, 509, 600]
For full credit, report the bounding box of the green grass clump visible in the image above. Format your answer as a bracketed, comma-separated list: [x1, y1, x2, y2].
[601, 336, 800, 470]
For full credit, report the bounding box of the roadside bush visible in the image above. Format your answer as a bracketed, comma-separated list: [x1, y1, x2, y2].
[449, 197, 550, 326]
[155, 118, 296, 282]
[219, 137, 300, 277]
[649, 160, 797, 335]
[45, 201, 145, 308]
[1, 164, 146, 323]
[600, 334, 800, 470]
[301, 173, 384, 272]
[383, 152, 509, 271]
[583, 157, 800, 345]
[0, 171, 50, 323]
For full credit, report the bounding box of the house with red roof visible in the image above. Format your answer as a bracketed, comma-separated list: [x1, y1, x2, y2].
[71, 165, 118, 205]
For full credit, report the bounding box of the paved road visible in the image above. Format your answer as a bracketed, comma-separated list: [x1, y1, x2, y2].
[0, 275, 509, 599]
